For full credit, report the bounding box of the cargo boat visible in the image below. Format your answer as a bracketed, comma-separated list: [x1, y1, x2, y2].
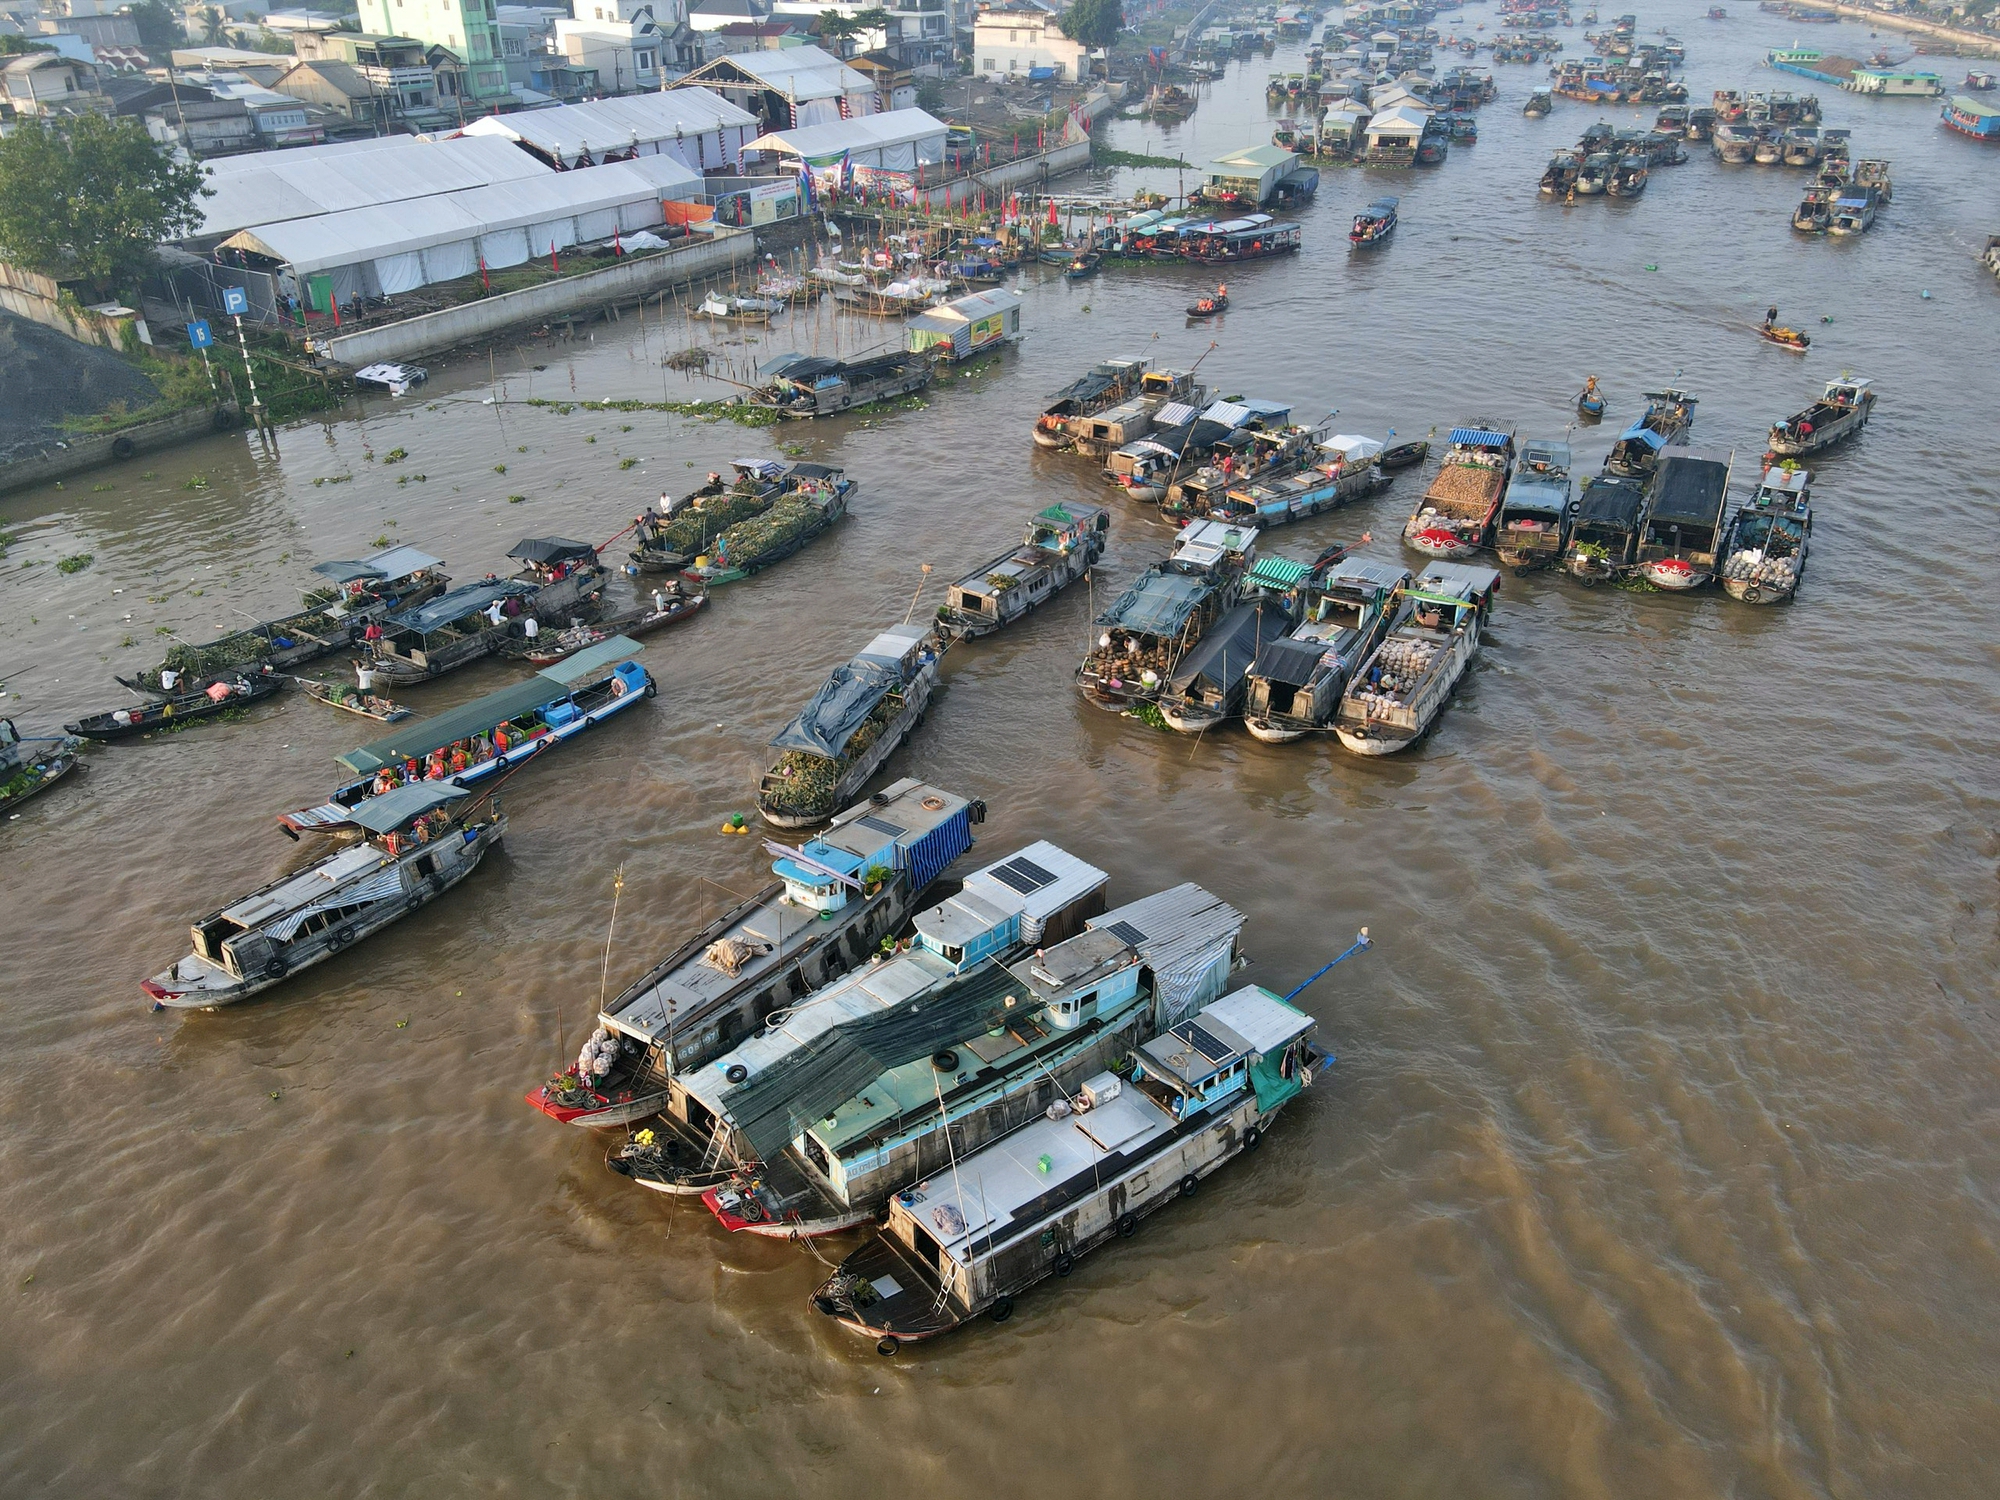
[1067, 367, 1210, 463]
[1334, 563, 1500, 755]
[1493, 438, 1575, 571]
[1245, 559, 1411, 743]
[682, 464, 855, 586]
[629, 461, 790, 573]
[937, 501, 1109, 642]
[1077, 521, 1257, 710]
[1176, 434, 1390, 528]
[1720, 465, 1811, 604]
[1403, 424, 1516, 559]
[759, 623, 941, 829]
[1032, 358, 1151, 450]
[530, 779, 979, 1130]
[1767, 376, 1873, 457]
[750, 351, 934, 417]
[1606, 387, 1697, 475]
[0, 718, 82, 817]
[1563, 473, 1649, 583]
[1636, 448, 1734, 590]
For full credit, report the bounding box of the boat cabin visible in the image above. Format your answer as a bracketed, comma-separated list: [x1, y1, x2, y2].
[303, 544, 448, 617]
[1202, 143, 1300, 206]
[942, 501, 1107, 634]
[905, 288, 1022, 361]
[1565, 474, 1648, 580]
[506, 536, 604, 618]
[1245, 558, 1410, 737]
[1638, 448, 1733, 584]
[1496, 438, 1575, 565]
[366, 578, 542, 679]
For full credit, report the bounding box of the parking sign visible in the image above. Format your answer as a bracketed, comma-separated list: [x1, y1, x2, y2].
[188, 319, 213, 349]
[221, 286, 248, 316]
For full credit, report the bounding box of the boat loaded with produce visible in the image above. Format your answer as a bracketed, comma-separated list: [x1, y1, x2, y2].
[1334, 562, 1501, 756]
[68, 668, 286, 741]
[1606, 387, 1697, 475]
[1563, 472, 1650, 584]
[277, 638, 653, 837]
[1767, 377, 1874, 458]
[750, 351, 934, 418]
[682, 463, 855, 586]
[1077, 521, 1259, 711]
[938, 501, 1109, 642]
[531, 779, 980, 1132]
[1244, 558, 1413, 744]
[1403, 424, 1516, 560]
[759, 623, 942, 829]
[358, 538, 605, 687]
[0, 718, 82, 817]
[630, 462, 789, 574]
[1720, 465, 1811, 604]
[141, 782, 504, 1011]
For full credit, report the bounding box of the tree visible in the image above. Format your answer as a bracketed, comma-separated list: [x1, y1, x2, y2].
[817, 9, 861, 54]
[1058, 0, 1122, 49]
[0, 115, 209, 292]
[199, 5, 227, 43]
[0, 34, 58, 55]
[123, 0, 185, 49]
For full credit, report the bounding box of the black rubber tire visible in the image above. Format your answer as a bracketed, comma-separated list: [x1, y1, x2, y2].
[264, 957, 287, 980]
[876, 1336, 900, 1356]
[1578, 574, 1599, 589]
[812, 1294, 837, 1317]
[990, 1296, 1015, 1323]
[1117, 1212, 1138, 1238]
[1053, 1253, 1074, 1278]
[1180, 1174, 1200, 1198]
[725, 1063, 749, 1084]
[931, 1049, 959, 1073]
[1743, 585, 1764, 605]
[333, 924, 356, 947]
[644, 679, 657, 699]
[1243, 1127, 1261, 1152]
[111, 435, 136, 460]
[212, 407, 236, 431]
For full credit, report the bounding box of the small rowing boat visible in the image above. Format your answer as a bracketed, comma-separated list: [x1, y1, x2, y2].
[1377, 437, 1430, 471]
[1186, 285, 1229, 317]
[0, 719, 83, 817]
[67, 670, 285, 741]
[297, 678, 411, 721]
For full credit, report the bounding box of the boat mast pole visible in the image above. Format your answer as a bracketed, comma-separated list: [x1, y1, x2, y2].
[1282, 928, 1372, 1002]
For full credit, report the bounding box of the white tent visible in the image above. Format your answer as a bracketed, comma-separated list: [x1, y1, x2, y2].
[460, 88, 758, 174]
[741, 108, 947, 170]
[673, 44, 876, 128]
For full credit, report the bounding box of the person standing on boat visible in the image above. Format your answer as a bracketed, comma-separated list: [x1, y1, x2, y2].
[1764, 306, 1779, 331]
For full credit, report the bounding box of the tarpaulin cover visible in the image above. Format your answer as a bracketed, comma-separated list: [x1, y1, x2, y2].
[720, 960, 1021, 1160]
[312, 545, 441, 584]
[1097, 569, 1213, 636]
[1575, 475, 1646, 528]
[1252, 634, 1328, 688]
[347, 780, 470, 834]
[1647, 454, 1731, 528]
[1250, 1048, 1304, 1111]
[507, 537, 597, 565]
[388, 579, 536, 634]
[1616, 422, 1668, 451]
[770, 657, 903, 759]
[1169, 602, 1279, 694]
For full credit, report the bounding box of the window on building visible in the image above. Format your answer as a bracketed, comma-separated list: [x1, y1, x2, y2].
[637, 50, 654, 68]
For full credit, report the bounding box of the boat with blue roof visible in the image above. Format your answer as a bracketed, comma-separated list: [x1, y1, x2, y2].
[1335, 562, 1501, 755]
[938, 501, 1109, 642]
[1493, 439, 1576, 571]
[1606, 386, 1697, 475]
[1077, 521, 1258, 710]
[1403, 424, 1516, 560]
[1244, 558, 1413, 743]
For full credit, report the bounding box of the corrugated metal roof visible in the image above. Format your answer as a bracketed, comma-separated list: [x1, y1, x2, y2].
[1089, 882, 1245, 975]
[1448, 427, 1512, 448]
[957, 840, 1108, 924]
[1155, 401, 1201, 427]
[347, 780, 470, 834]
[1246, 555, 1311, 588]
[1201, 985, 1314, 1055]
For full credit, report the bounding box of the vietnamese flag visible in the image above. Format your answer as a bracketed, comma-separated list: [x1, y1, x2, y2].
[1047, 199, 1058, 227]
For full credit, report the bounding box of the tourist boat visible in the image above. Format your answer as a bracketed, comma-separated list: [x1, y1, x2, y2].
[531, 779, 980, 1131]
[1244, 559, 1412, 743]
[810, 984, 1325, 1351]
[1541, 149, 1583, 193]
[1402, 424, 1515, 559]
[703, 882, 1249, 1239]
[1186, 286, 1229, 318]
[1769, 377, 1874, 457]
[1065, 250, 1103, 280]
[758, 623, 941, 829]
[1032, 357, 1150, 450]
[1525, 89, 1553, 115]
[694, 292, 780, 323]
[1828, 184, 1881, 235]
[1792, 183, 1833, 232]
[276, 641, 653, 837]
[1852, 157, 1894, 201]
[1562, 473, 1647, 583]
[1575, 151, 1615, 193]
[682, 463, 854, 586]
[750, 351, 933, 418]
[67, 669, 285, 741]
[1350, 196, 1398, 246]
[1720, 466, 1811, 603]
[630, 461, 789, 572]
[1942, 94, 2000, 139]
[1606, 153, 1649, 195]
[120, 544, 447, 695]
[1635, 449, 1733, 590]
[938, 501, 1109, 642]
[1334, 563, 1500, 755]
[296, 678, 412, 722]
[360, 539, 605, 687]
[1606, 387, 1696, 475]
[502, 586, 702, 666]
[1493, 439, 1575, 570]
[1179, 217, 1304, 265]
[141, 782, 503, 1010]
[0, 718, 82, 817]
[1077, 522, 1258, 710]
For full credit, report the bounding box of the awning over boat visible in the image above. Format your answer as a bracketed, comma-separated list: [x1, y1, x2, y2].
[1616, 422, 1668, 450]
[338, 672, 584, 775]
[387, 579, 536, 634]
[1154, 401, 1201, 427]
[759, 351, 842, 380]
[770, 656, 903, 759]
[507, 536, 598, 565]
[719, 960, 1019, 1160]
[1169, 601, 1280, 694]
[1251, 634, 1327, 688]
[312, 545, 443, 585]
[1575, 475, 1646, 527]
[1448, 427, 1511, 447]
[1245, 555, 1311, 590]
[540, 634, 644, 686]
[1647, 451, 1731, 527]
[347, 780, 470, 834]
[1097, 569, 1213, 636]
[1323, 433, 1384, 463]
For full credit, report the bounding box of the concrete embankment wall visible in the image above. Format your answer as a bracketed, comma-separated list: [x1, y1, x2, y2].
[0, 403, 240, 499]
[319, 229, 756, 366]
[0, 261, 149, 350]
[904, 85, 1122, 209]
[1815, 4, 2000, 58]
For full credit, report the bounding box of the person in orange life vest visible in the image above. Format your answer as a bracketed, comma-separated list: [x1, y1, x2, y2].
[449, 743, 470, 774]
[493, 724, 509, 755]
[404, 758, 420, 782]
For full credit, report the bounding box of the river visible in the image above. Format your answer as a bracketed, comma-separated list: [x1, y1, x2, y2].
[2, 2, 1996, 1495]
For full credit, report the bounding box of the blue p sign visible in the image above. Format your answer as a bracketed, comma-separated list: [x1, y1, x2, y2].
[188, 319, 213, 349]
[221, 286, 248, 316]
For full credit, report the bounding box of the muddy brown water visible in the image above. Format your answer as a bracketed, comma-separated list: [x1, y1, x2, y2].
[3, 5, 1997, 1495]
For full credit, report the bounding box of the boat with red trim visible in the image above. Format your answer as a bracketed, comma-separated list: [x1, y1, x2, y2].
[1402, 424, 1516, 559]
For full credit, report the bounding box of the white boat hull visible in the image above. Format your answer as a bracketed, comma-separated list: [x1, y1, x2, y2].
[1639, 559, 1708, 590]
[1244, 717, 1307, 743]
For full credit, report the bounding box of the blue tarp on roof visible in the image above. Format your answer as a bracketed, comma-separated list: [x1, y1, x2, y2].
[1449, 428, 1511, 448]
[1617, 423, 1668, 450]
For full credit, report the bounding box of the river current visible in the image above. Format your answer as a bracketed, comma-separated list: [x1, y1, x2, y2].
[2, 2, 1996, 1494]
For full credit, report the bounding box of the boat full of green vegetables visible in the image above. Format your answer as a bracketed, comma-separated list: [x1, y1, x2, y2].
[682, 463, 856, 586]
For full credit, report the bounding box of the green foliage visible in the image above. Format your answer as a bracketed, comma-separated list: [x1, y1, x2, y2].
[199, 6, 226, 43]
[56, 553, 94, 575]
[125, 0, 184, 48]
[1059, 0, 1123, 48]
[0, 115, 208, 290]
[0, 35, 57, 55]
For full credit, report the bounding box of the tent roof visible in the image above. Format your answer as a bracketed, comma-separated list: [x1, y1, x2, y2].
[683, 44, 870, 101]
[742, 107, 948, 161]
[460, 87, 755, 155]
[348, 780, 469, 833]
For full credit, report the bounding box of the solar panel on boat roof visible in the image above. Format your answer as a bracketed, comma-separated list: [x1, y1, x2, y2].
[1173, 1020, 1235, 1063]
[1103, 920, 1149, 947]
[855, 815, 906, 837]
[988, 856, 1057, 894]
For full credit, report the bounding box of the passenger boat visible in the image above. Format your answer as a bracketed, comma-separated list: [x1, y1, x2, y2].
[810, 984, 1325, 1351]
[1402, 424, 1515, 559]
[629, 461, 789, 573]
[1244, 558, 1411, 743]
[1524, 89, 1554, 115]
[1562, 473, 1648, 583]
[1967, 71, 1997, 92]
[1350, 196, 1398, 246]
[1827, 184, 1881, 235]
[1493, 439, 1575, 571]
[1606, 387, 1697, 475]
[296, 678, 412, 721]
[750, 351, 933, 417]
[1334, 563, 1501, 755]
[141, 782, 503, 1010]
[1720, 465, 1811, 603]
[702, 882, 1247, 1239]
[1636, 448, 1733, 590]
[359, 538, 606, 687]
[938, 501, 1108, 642]
[759, 623, 941, 829]
[532, 779, 980, 1132]
[1178, 216, 1304, 264]
[1186, 286, 1229, 318]
[67, 669, 285, 741]
[0, 718, 82, 817]
[1940, 94, 1999, 140]
[1769, 376, 1873, 458]
[1575, 151, 1615, 193]
[1077, 522, 1258, 710]
[1606, 153, 1649, 195]
[681, 464, 854, 586]
[276, 640, 653, 836]
[1541, 149, 1583, 194]
[1032, 357, 1150, 450]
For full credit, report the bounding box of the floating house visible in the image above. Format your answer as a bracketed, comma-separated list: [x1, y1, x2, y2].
[906, 288, 1023, 360]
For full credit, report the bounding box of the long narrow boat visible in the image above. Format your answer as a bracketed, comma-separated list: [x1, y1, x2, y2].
[0, 719, 83, 817]
[1403, 424, 1516, 559]
[1032, 358, 1151, 450]
[67, 670, 286, 741]
[1636, 448, 1734, 590]
[629, 462, 789, 574]
[1334, 563, 1500, 755]
[938, 501, 1108, 642]
[1720, 466, 1811, 604]
[142, 782, 504, 1010]
[277, 639, 653, 836]
[1077, 522, 1258, 710]
[811, 984, 1326, 1352]
[1244, 559, 1412, 743]
[529, 779, 981, 1130]
[682, 464, 854, 587]
[296, 679, 412, 722]
[758, 623, 942, 829]
[1767, 376, 1874, 458]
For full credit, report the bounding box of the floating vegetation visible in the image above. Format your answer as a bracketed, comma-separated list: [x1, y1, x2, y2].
[183, 477, 209, 491]
[664, 347, 710, 372]
[619, 457, 639, 470]
[527, 395, 779, 429]
[1124, 701, 1171, 732]
[383, 447, 408, 464]
[312, 474, 353, 488]
[56, 554, 94, 575]
[1093, 146, 1193, 170]
[493, 464, 507, 474]
[508, 494, 527, 504]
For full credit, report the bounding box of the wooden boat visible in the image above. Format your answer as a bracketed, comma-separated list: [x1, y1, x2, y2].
[277, 641, 654, 836]
[359, 538, 606, 687]
[758, 623, 942, 829]
[681, 463, 854, 586]
[1033, 357, 1150, 450]
[1563, 473, 1648, 583]
[1403, 424, 1515, 559]
[1335, 563, 1500, 755]
[505, 589, 702, 665]
[0, 719, 82, 817]
[1524, 89, 1553, 116]
[1350, 196, 1398, 246]
[705, 882, 1245, 1240]
[297, 678, 412, 721]
[1064, 251, 1102, 280]
[630, 461, 789, 572]
[531, 779, 982, 1133]
[750, 350, 933, 417]
[1178, 433, 1391, 529]
[1607, 154, 1649, 195]
[1069, 367, 1210, 464]
[1768, 377, 1873, 456]
[1606, 387, 1697, 474]
[1758, 324, 1811, 351]
[1827, 184, 1881, 236]
[1577, 381, 1607, 419]
[810, 985, 1325, 1352]
[1541, 149, 1582, 194]
[1720, 466, 1811, 603]
[1636, 448, 1734, 589]
[1244, 558, 1411, 743]
[1575, 150, 1615, 193]
[67, 669, 285, 741]
[1377, 437, 1430, 471]
[1792, 184, 1833, 233]
[938, 501, 1108, 642]
[694, 291, 778, 323]
[1179, 217, 1303, 264]
[1494, 439, 1576, 571]
[142, 782, 503, 1010]
[1076, 521, 1259, 711]
[1156, 595, 1296, 733]
[1186, 286, 1229, 318]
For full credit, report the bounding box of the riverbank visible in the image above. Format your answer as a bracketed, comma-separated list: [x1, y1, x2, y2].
[1816, 2, 2000, 58]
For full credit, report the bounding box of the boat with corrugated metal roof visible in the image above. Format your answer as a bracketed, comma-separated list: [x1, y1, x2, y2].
[938, 501, 1109, 642]
[1032, 357, 1150, 450]
[531, 779, 981, 1131]
[1077, 521, 1258, 711]
[1108, 394, 1286, 501]
[1245, 558, 1412, 743]
[1720, 465, 1811, 604]
[1494, 439, 1575, 571]
[276, 639, 653, 837]
[759, 623, 942, 829]
[1767, 376, 1874, 457]
[1636, 448, 1734, 590]
[1335, 562, 1501, 755]
[1193, 434, 1392, 528]
[608, 839, 1105, 1191]
[1069, 368, 1213, 463]
[1403, 424, 1516, 559]
[703, 882, 1246, 1238]
[141, 782, 504, 1010]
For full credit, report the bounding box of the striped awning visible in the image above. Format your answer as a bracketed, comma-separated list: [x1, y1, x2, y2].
[1246, 556, 1311, 589]
[1155, 401, 1200, 427]
[264, 866, 407, 942]
[1449, 427, 1510, 447]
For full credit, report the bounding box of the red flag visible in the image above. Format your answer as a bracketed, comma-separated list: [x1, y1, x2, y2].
[331, 296, 340, 328]
[614, 228, 622, 256]
[550, 241, 559, 272]
[479, 252, 489, 290]
[1047, 199, 1058, 227]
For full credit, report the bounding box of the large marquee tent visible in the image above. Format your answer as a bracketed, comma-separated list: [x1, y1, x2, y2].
[740, 108, 948, 172]
[460, 88, 758, 173]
